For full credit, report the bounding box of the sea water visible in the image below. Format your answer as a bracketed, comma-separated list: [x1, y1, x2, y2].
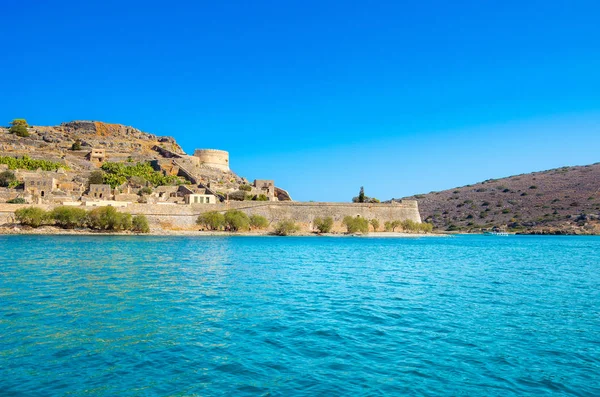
[0, 235, 598, 396]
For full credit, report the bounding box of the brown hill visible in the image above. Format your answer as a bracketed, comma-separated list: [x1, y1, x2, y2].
[392, 163, 600, 234]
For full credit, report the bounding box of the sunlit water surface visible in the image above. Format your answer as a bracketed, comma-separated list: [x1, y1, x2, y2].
[1, 235, 599, 396]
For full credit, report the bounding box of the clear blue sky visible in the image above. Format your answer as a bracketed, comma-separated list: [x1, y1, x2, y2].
[2, 0, 599, 201]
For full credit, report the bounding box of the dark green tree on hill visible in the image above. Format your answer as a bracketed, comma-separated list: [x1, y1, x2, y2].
[9, 119, 30, 137]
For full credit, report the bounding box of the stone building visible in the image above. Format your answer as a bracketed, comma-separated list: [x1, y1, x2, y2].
[185, 194, 217, 205]
[192, 149, 229, 172]
[88, 184, 112, 199]
[254, 179, 276, 200]
[24, 177, 58, 198]
[87, 148, 106, 165]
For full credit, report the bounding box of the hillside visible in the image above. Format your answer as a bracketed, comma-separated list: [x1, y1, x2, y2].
[392, 163, 600, 234]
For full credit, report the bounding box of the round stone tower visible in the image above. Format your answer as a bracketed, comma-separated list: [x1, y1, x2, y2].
[193, 149, 230, 172]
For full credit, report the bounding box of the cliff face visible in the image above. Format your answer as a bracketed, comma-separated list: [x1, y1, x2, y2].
[392, 163, 600, 234]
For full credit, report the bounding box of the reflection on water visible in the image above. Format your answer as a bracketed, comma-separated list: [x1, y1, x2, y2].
[1, 235, 599, 395]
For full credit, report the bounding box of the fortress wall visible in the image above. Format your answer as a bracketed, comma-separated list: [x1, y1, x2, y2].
[0, 201, 421, 232]
[192, 149, 229, 172]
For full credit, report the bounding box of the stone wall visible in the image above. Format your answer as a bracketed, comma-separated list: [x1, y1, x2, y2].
[0, 200, 421, 232]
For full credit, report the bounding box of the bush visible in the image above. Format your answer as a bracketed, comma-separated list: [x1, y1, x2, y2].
[224, 209, 250, 231]
[249, 214, 269, 229]
[138, 186, 153, 196]
[88, 170, 105, 186]
[9, 124, 30, 137]
[132, 215, 150, 233]
[228, 190, 248, 201]
[71, 139, 82, 151]
[239, 184, 252, 192]
[51, 206, 88, 228]
[6, 197, 26, 204]
[342, 216, 369, 233]
[0, 170, 16, 187]
[370, 219, 380, 231]
[255, 194, 269, 201]
[101, 162, 182, 188]
[15, 207, 49, 227]
[196, 211, 225, 230]
[314, 216, 333, 233]
[273, 220, 300, 236]
[88, 206, 131, 231]
[384, 221, 393, 232]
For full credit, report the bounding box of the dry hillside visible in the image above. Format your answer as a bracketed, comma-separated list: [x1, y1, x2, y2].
[393, 163, 600, 234]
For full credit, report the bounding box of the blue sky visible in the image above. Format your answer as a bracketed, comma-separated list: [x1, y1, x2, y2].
[1, 0, 599, 201]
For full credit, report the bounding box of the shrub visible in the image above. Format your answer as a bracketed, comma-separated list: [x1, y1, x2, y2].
[314, 216, 333, 233]
[71, 139, 82, 151]
[101, 161, 182, 188]
[196, 211, 225, 230]
[239, 184, 252, 192]
[370, 219, 380, 231]
[129, 176, 147, 187]
[255, 194, 269, 201]
[51, 206, 88, 228]
[384, 221, 393, 232]
[88, 170, 105, 186]
[15, 207, 49, 227]
[390, 220, 402, 231]
[0, 170, 16, 187]
[88, 206, 131, 231]
[249, 214, 269, 230]
[9, 121, 30, 137]
[224, 209, 250, 231]
[228, 190, 247, 201]
[273, 220, 300, 236]
[132, 215, 150, 233]
[342, 216, 369, 233]
[138, 186, 153, 196]
[6, 197, 26, 204]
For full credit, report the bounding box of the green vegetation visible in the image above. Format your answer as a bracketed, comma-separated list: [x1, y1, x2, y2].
[132, 215, 150, 233]
[71, 139, 82, 151]
[196, 211, 225, 230]
[314, 216, 333, 233]
[88, 170, 105, 186]
[224, 210, 250, 231]
[273, 220, 300, 236]
[358, 186, 365, 203]
[228, 190, 247, 201]
[50, 206, 88, 229]
[239, 184, 252, 192]
[254, 194, 269, 201]
[87, 206, 132, 231]
[101, 162, 181, 188]
[0, 170, 16, 187]
[249, 214, 269, 230]
[6, 197, 26, 204]
[370, 219, 380, 231]
[9, 119, 30, 137]
[15, 207, 49, 227]
[0, 155, 66, 171]
[342, 216, 369, 233]
[384, 219, 433, 233]
[352, 186, 380, 203]
[138, 186, 153, 196]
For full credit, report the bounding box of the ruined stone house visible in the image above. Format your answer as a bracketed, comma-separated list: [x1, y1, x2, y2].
[86, 148, 106, 165]
[24, 177, 58, 198]
[88, 184, 112, 199]
[254, 179, 275, 200]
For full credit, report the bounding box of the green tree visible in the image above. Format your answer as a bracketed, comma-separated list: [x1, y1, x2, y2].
[51, 206, 88, 229]
[370, 219, 380, 231]
[342, 216, 369, 233]
[0, 170, 16, 187]
[88, 170, 105, 186]
[9, 124, 29, 137]
[249, 214, 269, 229]
[273, 219, 300, 236]
[391, 220, 402, 231]
[238, 184, 252, 192]
[87, 206, 131, 231]
[15, 207, 49, 228]
[224, 210, 250, 232]
[384, 221, 393, 232]
[196, 211, 225, 230]
[10, 119, 28, 127]
[228, 190, 248, 201]
[314, 216, 333, 233]
[132, 215, 150, 233]
[71, 139, 82, 151]
[358, 186, 365, 203]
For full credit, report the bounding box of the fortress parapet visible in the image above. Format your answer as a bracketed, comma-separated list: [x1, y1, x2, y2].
[193, 149, 229, 172]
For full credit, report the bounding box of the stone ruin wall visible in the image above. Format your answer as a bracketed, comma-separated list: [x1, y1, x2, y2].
[0, 201, 421, 232]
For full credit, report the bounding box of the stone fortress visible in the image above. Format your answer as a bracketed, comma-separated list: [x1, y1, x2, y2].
[0, 120, 422, 232]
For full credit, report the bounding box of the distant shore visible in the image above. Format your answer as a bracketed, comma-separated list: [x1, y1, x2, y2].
[0, 225, 445, 238]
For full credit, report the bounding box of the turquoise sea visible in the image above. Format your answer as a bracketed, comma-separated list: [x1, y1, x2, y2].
[0, 235, 598, 396]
